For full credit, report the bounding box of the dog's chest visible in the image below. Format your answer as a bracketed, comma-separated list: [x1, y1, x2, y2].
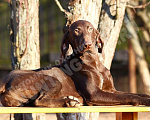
[84, 65, 104, 89]
[72, 63, 104, 90]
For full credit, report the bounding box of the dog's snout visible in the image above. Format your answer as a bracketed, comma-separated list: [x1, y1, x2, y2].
[84, 42, 92, 49]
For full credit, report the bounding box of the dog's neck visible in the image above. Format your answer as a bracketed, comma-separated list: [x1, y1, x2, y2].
[64, 50, 102, 72]
[79, 51, 100, 67]
[63, 49, 105, 94]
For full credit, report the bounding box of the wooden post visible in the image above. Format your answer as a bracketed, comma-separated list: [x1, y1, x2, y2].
[116, 112, 138, 120]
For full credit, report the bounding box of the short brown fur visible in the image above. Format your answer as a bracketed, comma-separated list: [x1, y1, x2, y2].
[0, 20, 150, 107]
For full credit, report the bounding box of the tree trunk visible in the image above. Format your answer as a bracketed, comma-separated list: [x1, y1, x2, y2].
[55, 0, 127, 119]
[10, 0, 40, 70]
[10, 0, 45, 120]
[98, 0, 126, 69]
[129, 40, 137, 93]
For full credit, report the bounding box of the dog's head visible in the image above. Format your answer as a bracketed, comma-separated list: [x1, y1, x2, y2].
[61, 20, 104, 58]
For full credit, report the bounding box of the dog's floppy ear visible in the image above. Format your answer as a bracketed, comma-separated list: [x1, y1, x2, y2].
[95, 29, 104, 53]
[61, 31, 69, 58]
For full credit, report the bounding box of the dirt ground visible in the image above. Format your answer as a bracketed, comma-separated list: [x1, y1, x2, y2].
[0, 112, 150, 120]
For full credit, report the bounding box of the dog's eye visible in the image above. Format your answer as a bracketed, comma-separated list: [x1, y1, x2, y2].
[88, 27, 93, 32]
[74, 29, 80, 36]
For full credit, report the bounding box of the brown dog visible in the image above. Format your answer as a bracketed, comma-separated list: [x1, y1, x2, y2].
[0, 20, 150, 107]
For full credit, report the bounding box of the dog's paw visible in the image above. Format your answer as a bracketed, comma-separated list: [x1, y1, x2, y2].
[63, 96, 82, 107]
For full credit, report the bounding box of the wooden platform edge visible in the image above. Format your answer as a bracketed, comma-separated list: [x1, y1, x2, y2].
[0, 106, 150, 114]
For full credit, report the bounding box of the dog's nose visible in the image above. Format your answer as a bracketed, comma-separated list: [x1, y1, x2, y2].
[84, 42, 92, 49]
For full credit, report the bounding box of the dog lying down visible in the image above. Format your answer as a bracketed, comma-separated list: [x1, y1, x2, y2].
[0, 20, 150, 107]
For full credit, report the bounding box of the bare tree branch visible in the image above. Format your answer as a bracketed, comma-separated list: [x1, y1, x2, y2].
[116, 0, 120, 20]
[54, 0, 70, 17]
[126, 1, 150, 9]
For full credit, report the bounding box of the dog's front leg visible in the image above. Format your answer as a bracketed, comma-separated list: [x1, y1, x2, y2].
[85, 90, 150, 106]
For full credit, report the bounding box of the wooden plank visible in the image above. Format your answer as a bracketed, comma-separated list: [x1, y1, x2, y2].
[116, 112, 138, 120]
[0, 106, 150, 114]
